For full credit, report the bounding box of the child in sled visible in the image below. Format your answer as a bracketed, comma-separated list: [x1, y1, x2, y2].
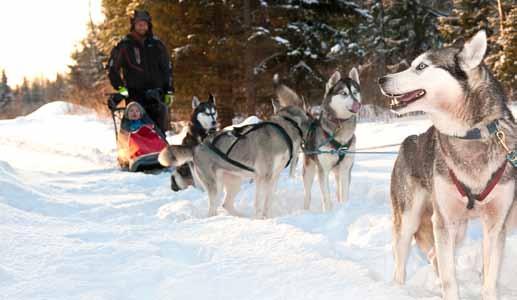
[117, 102, 168, 171]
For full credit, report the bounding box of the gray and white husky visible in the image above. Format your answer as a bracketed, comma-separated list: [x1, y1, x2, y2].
[379, 30, 517, 300]
[169, 95, 219, 191]
[303, 68, 361, 211]
[159, 84, 312, 218]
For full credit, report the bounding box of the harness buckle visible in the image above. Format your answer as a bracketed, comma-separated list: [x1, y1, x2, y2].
[496, 129, 517, 167]
[496, 130, 511, 152]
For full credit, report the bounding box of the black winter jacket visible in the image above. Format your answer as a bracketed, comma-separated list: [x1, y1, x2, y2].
[108, 33, 174, 98]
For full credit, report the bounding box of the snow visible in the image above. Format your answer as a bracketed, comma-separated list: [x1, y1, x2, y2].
[273, 36, 290, 46]
[330, 43, 342, 54]
[1, 101, 517, 300]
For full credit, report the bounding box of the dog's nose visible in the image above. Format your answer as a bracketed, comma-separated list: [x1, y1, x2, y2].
[377, 76, 388, 85]
[212, 121, 217, 126]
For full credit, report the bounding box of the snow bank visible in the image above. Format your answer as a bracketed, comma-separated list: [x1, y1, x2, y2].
[23, 101, 90, 120]
[0, 101, 115, 172]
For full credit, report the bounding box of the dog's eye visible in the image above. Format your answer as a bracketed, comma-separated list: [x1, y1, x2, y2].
[416, 63, 428, 71]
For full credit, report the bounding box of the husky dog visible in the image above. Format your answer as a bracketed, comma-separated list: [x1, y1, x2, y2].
[303, 68, 361, 211]
[379, 30, 517, 300]
[169, 95, 218, 191]
[159, 82, 312, 218]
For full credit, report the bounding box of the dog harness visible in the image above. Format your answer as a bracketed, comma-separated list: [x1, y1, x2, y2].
[444, 119, 516, 209]
[303, 119, 353, 166]
[449, 163, 507, 210]
[206, 116, 303, 172]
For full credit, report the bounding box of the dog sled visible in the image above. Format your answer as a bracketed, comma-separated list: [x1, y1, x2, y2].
[109, 103, 169, 172]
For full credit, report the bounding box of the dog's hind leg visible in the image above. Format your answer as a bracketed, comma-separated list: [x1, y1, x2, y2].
[206, 188, 219, 217]
[254, 177, 267, 219]
[392, 188, 426, 284]
[263, 174, 281, 218]
[413, 209, 438, 275]
[303, 159, 316, 210]
[222, 174, 244, 217]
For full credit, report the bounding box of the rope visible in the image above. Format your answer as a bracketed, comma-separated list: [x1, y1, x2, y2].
[355, 143, 401, 151]
[302, 142, 401, 156]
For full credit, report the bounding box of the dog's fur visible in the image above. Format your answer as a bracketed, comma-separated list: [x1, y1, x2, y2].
[379, 30, 517, 300]
[303, 68, 361, 211]
[169, 95, 218, 191]
[159, 83, 312, 218]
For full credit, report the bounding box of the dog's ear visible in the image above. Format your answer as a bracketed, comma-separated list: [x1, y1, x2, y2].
[208, 94, 216, 106]
[458, 30, 487, 71]
[325, 71, 341, 97]
[349, 67, 360, 85]
[192, 96, 201, 109]
[271, 98, 281, 114]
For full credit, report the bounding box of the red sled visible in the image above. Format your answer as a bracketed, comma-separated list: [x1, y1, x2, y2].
[111, 107, 169, 172]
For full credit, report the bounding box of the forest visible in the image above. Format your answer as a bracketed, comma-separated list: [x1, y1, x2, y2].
[1, 0, 515, 124]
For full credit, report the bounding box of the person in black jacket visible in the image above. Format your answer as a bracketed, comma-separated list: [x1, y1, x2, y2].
[107, 10, 174, 133]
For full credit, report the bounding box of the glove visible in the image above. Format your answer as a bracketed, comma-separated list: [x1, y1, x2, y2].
[118, 86, 129, 97]
[164, 91, 174, 106]
[108, 87, 128, 110]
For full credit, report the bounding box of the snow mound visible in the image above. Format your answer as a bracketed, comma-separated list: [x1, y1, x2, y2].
[24, 101, 92, 120]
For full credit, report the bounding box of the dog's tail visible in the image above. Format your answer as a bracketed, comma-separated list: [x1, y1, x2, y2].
[158, 145, 194, 167]
[273, 74, 302, 107]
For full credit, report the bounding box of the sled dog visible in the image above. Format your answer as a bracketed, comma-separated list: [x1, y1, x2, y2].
[169, 95, 218, 191]
[303, 68, 361, 211]
[380, 30, 517, 300]
[160, 79, 311, 218]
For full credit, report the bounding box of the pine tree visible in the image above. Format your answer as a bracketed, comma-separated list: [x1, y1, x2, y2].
[0, 70, 12, 108]
[438, 0, 500, 67]
[68, 27, 106, 90]
[98, 0, 135, 54]
[20, 77, 32, 105]
[494, 6, 517, 95]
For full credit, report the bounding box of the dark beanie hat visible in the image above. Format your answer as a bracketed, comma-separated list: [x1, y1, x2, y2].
[131, 10, 151, 25]
[130, 10, 153, 36]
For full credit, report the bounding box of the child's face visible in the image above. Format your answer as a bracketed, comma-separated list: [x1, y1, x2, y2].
[128, 106, 142, 120]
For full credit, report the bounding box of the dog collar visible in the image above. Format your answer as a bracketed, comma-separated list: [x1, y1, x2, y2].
[454, 119, 500, 140]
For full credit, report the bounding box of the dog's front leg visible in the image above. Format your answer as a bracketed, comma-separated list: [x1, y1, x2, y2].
[335, 155, 354, 203]
[432, 208, 460, 300]
[303, 159, 316, 210]
[480, 182, 514, 300]
[317, 167, 333, 211]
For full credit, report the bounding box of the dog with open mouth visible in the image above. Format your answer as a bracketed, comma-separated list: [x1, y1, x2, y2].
[303, 68, 362, 211]
[379, 30, 517, 300]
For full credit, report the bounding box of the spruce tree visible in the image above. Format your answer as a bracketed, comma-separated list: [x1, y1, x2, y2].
[494, 6, 517, 91]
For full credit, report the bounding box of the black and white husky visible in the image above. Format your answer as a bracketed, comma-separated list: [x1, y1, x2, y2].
[169, 95, 218, 191]
[379, 30, 517, 300]
[303, 68, 361, 211]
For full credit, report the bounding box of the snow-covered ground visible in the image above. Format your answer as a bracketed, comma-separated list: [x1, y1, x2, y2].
[1, 101, 516, 300]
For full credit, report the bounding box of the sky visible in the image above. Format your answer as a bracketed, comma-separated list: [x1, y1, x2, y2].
[0, 0, 104, 87]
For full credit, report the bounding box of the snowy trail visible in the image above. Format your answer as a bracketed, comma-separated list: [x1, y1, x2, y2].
[1, 102, 516, 300]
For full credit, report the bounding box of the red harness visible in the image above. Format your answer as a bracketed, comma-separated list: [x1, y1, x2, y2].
[448, 162, 507, 209]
